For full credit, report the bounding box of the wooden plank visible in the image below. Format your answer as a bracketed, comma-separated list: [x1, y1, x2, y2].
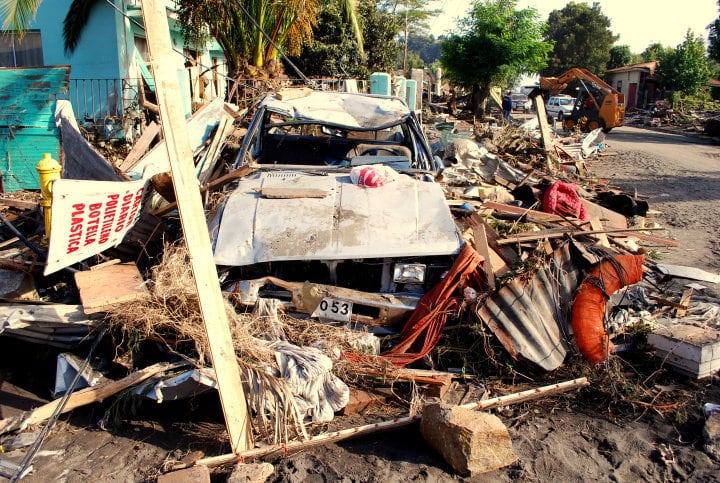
[74, 262, 148, 314]
[588, 217, 610, 247]
[497, 226, 665, 245]
[466, 211, 517, 265]
[481, 201, 571, 223]
[197, 116, 233, 185]
[118, 121, 160, 173]
[581, 199, 628, 229]
[532, 96, 556, 172]
[0, 197, 38, 211]
[142, 0, 251, 452]
[675, 288, 694, 318]
[152, 165, 257, 217]
[471, 222, 495, 287]
[259, 187, 330, 199]
[0, 361, 188, 435]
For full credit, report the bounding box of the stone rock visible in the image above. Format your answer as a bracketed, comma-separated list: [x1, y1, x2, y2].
[420, 402, 516, 476]
[703, 412, 720, 461]
[227, 462, 274, 483]
[157, 465, 210, 483]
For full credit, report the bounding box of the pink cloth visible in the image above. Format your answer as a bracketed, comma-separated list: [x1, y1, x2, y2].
[542, 181, 589, 221]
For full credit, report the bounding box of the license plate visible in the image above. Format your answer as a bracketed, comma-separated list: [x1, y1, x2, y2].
[312, 297, 353, 322]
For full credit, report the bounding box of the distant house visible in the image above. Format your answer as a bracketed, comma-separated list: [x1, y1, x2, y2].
[605, 61, 659, 109]
[0, 0, 227, 129]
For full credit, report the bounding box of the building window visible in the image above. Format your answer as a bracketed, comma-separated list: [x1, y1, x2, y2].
[617, 80, 622, 91]
[0, 31, 44, 67]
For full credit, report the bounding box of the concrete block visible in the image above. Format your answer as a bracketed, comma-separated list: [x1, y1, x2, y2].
[420, 402, 516, 476]
[648, 324, 720, 378]
[703, 412, 720, 461]
[157, 465, 210, 483]
[227, 462, 274, 483]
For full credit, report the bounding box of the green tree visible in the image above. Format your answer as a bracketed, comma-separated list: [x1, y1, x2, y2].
[657, 30, 710, 96]
[407, 33, 442, 65]
[543, 1, 617, 76]
[381, 1, 440, 70]
[641, 42, 670, 62]
[708, 0, 720, 61]
[360, 0, 402, 74]
[607, 45, 632, 69]
[440, 0, 551, 116]
[286, 1, 365, 77]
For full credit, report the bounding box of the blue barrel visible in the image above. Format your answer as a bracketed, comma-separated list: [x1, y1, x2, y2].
[369, 72, 391, 95]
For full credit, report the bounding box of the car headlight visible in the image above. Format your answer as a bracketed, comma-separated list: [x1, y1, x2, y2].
[393, 263, 426, 284]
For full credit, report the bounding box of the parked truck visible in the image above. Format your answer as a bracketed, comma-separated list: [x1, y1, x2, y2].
[535, 67, 625, 132]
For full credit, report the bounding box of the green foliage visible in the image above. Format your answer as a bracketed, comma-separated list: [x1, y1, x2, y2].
[440, 0, 551, 114]
[360, 0, 402, 74]
[657, 30, 710, 96]
[607, 45, 632, 69]
[287, 2, 364, 77]
[708, 0, 720, 62]
[407, 33, 443, 65]
[641, 42, 670, 62]
[543, 1, 617, 76]
[0, 0, 43, 32]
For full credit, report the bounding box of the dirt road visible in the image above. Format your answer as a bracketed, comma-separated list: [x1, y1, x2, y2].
[590, 125, 720, 272]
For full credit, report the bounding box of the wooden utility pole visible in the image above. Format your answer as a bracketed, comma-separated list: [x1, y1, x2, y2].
[141, 0, 251, 452]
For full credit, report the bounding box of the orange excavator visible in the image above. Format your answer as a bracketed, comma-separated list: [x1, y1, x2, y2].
[536, 67, 625, 132]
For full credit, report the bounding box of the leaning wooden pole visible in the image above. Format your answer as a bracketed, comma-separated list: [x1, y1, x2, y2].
[141, 0, 251, 452]
[186, 377, 589, 469]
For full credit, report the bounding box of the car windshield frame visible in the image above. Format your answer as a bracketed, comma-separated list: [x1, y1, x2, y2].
[233, 92, 440, 173]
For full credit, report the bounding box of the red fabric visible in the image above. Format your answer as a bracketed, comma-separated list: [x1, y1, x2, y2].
[571, 255, 645, 363]
[542, 181, 589, 221]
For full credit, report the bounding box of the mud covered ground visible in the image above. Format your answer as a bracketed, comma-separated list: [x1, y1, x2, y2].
[1, 126, 720, 482]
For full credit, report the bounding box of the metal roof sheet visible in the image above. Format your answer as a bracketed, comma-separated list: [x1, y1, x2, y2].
[476, 242, 582, 371]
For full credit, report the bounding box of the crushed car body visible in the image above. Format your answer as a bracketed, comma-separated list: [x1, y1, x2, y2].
[211, 90, 463, 326]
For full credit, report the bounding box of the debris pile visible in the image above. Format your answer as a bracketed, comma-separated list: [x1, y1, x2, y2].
[1, 90, 719, 480]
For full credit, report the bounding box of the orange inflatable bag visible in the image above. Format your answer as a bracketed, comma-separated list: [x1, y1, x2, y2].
[571, 255, 645, 363]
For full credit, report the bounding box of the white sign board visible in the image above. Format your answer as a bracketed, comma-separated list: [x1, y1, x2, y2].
[44, 178, 147, 275]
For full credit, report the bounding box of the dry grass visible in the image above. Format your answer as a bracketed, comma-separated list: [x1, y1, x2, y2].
[103, 242, 382, 443]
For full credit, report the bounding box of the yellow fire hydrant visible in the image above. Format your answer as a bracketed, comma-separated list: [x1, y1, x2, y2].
[36, 153, 62, 244]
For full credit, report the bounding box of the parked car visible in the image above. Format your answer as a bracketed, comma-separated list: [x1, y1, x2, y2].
[511, 93, 531, 112]
[211, 90, 463, 327]
[545, 95, 576, 120]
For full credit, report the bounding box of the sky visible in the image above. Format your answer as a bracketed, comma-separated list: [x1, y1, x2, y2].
[429, 0, 719, 54]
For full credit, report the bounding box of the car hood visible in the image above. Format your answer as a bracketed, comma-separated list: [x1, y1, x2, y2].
[212, 170, 463, 266]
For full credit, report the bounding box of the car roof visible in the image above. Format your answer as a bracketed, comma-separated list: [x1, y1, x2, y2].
[260, 90, 411, 129]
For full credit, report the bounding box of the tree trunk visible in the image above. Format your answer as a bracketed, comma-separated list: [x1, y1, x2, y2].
[470, 84, 490, 118]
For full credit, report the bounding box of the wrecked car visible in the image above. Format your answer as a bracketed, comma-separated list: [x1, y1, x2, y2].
[211, 90, 463, 327]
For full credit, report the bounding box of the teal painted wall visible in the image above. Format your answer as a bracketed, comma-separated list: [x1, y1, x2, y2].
[0, 66, 69, 191]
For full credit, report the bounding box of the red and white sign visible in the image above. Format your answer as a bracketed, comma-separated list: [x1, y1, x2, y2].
[44, 178, 147, 275]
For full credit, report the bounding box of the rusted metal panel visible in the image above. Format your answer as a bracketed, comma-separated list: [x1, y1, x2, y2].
[476, 242, 581, 371]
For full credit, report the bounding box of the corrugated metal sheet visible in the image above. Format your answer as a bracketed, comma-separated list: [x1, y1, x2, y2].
[476, 242, 582, 371]
[0, 65, 70, 191]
